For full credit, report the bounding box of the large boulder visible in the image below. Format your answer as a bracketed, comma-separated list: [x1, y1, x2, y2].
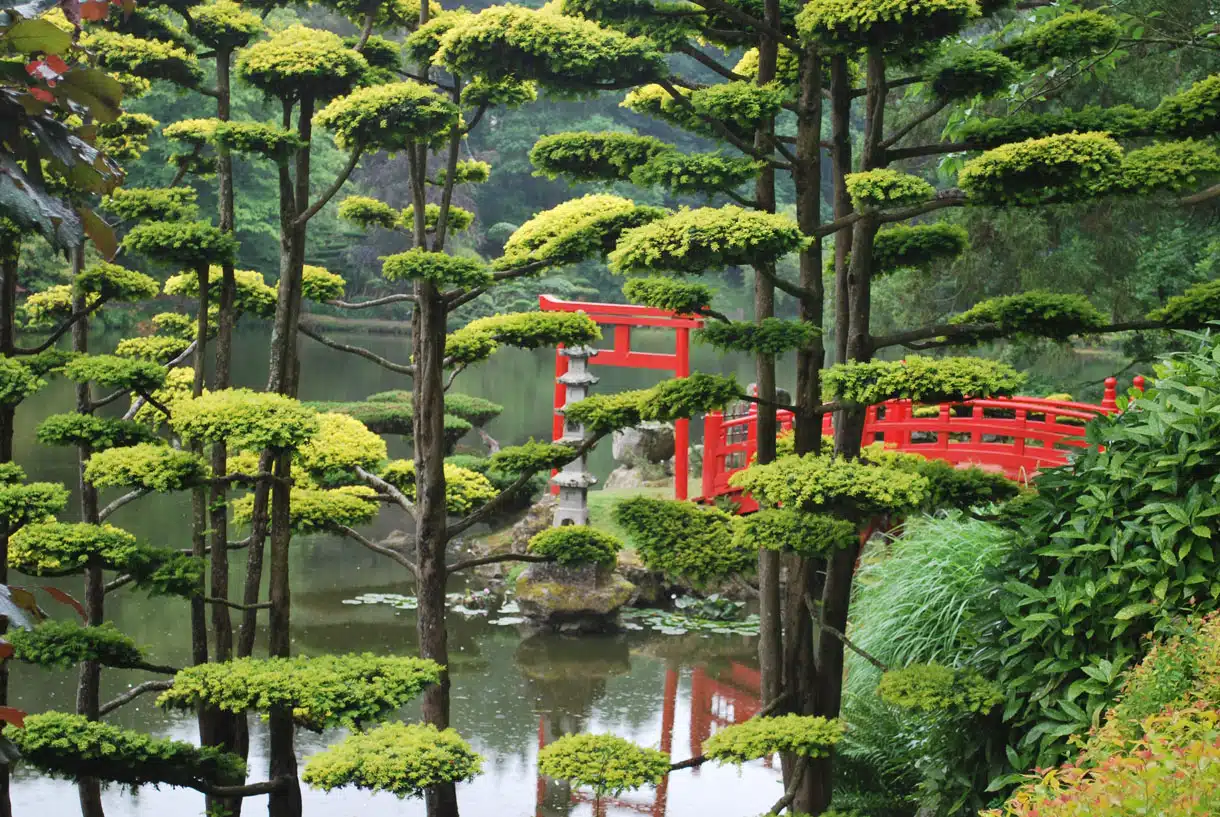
[612, 422, 675, 466]
[509, 495, 557, 552]
[515, 562, 634, 634]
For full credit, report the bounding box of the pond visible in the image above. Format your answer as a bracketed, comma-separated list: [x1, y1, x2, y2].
[8, 326, 782, 816]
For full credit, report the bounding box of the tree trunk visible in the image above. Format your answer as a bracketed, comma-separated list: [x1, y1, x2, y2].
[190, 265, 212, 764]
[830, 55, 854, 366]
[0, 249, 17, 817]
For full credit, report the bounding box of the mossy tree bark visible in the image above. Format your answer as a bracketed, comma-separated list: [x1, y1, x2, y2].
[0, 244, 16, 817]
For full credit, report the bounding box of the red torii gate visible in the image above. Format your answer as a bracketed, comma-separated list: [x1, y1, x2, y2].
[540, 295, 702, 500]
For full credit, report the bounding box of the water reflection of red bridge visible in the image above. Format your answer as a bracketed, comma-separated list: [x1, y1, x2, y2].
[536, 662, 765, 817]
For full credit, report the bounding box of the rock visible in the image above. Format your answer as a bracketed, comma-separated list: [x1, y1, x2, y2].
[616, 550, 669, 607]
[612, 422, 675, 466]
[508, 496, 557, 553]
[515, 563, 635, 634]
[603, 466, 648, 490]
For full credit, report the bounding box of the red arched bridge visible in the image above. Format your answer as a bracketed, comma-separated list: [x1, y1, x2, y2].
[540, 296, 1143, 510]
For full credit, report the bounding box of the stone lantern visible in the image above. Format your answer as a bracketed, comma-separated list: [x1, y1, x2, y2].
[552, 345, 598, 527]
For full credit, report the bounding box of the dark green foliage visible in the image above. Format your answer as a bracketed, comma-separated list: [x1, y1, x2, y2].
[734, 509, 858, 558]
[999, 10, 1121, 68]
[703, 714, 844, 763]
[62, 355, 167, 393]
[11, 712, 246, 791]
[122, 220, 239, 268]
[438, 393, 503, 428]
[101, 187, 197, 221]
[96, 113, 158, 162]
[303, 722, 483, 798]
[622, 277, 713, 314]
[822, 356, 1024, 405]
[878, 664, 1004, 714]
[444, 454, 546, 508]
[958, 105, 1152, 147]
[698, 318, 818, 355]
[36, 413, 161, 450]
[528, 525, 620, 567]
[124, 548, 206, 598]
[629, 151, 762, 196]
[536, 733, 669, 797]
[529, 131, 671, 183]
[381, 249, 490, 288]
[613, 496, 754, 583]
[160, 654, 443, 730]
[991, 338, 1220, 770]
[873, 223, 969, 274]
[23, 349, 77, 378]
[949, 291, 1108, 341]
[8, 620, 145, 669]
[931, 49, 1019, 100]
[345, 34, 401, 81]
[1150, 280, 1220, 327]
[487, 440, 576, 474]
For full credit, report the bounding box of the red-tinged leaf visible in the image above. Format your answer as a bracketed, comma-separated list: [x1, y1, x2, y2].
[39, 586, 86, 622]
[29, 87, 54, 104]
[45, 54, 70, 75]
[79, 0, 108, 21]
[0, 708, 27, 729]
[0, 641, 11, 661]
[80, 207, 117, 260]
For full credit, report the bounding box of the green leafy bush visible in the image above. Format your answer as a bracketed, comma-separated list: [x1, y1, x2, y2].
[999, 10, 1120, 68]
[704, 714, 844, 763]
[949, 291, 1108, 341]
[9, 620, 145, 669]
[85, 443, 209, 492]
[698, 318, 818, 355]
[315, 81, 460, 151]
[958, 132, 1123, 205]
[303, 722, 482, 798]
[379, 460, 497, 515]
[822, 355, 1024, 405]
[878, 663, 1003, 714]
[1150, 280, 1220, 327]
[797, 0, 980, 47]
[36, 414, 160, 450]
[497, 194, 667, 270]
[381, 249, 491, 288]
[730, 454, 929, 519]
[62, 355, 167, 393]
[101, 187, 197, 221]
[630, 151, 762, 196]
[930, 48, 1019, 100]
[613, 496, 754, 583]
[0, 357, 43, 405]
[873, 222, 969, 274]
[122, 221, 239, 268]
[622, 277, 714, 314]
[530, 130, 671, 183]
[845, 169, 935, 211]
[536, 733, 669, 797]
[170, 388, 319, 451]
[487, 440, 577, 474]
[294, 412, 387, 485]
[733, 509, 858, 558]
[527, 525, 620, 566]
[237, 25, 368, 101]
[231, 486, 379, 534]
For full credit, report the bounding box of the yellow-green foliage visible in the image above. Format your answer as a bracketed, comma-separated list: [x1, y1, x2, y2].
[0, 357, 44, 405]
[487, 440, 576, 473]
[76, 262, 160, 303]
[958, 132, 1124, 205]
[85, 443, 209, 492]
[1114, 140, 1220, 195]
[497, 194, 668, 270]
[845, 168, 935, 211]
[949, 291, 1108, 340]
[165, 267, 277, 317]
[437, 159, 491, 185]
[211, 121, 305, 159]
[873, 222, 968, 273]
[733, 509, 858, 558]
[295, 412, 387, 484]
[536, 733, 669, 797]
[528, 525, 620, 566]
[22, 285, 74, 327]
[122, 220, 239, 268]
[821, 355, 1024, 405]
[698, 318, 818, 356]
[101, 187, 197, 221]
[159, 654, 443, 729]
[231, 486, 379, 533]
[622, 277, 713, 314]
[931, 48, 1019, 100]
[11, 712, 246, 791]
[63, 355, 167, 393]
[462, 75, 538, 113]
[380, 460, 497, 515]
[322, 0, 439, 29]
[613, 496, 754, 583]
[1000, 10, 1120, 68]
[36, 413, 160, 450]
[400, 203, 474, 233]
[0, 477, 69, 530]
[434, 4, 665, 94]
[8, 620, 145, 669]
[115, 336, 192, 362]
[1150, 280, 1220, 328]
[797, 0, 980, 47]
[190, 0, 262, 50]
[82, 29, 202, 86]
[631, 151, 762, 196]
[733, 44, 801, 85]
[381, 249, 491, 288]
[301, 265, 346, 302]
[609, 205, 805, 275]
[97, 113, 158, 162]
[315, 81, 461, 151]
[444, 311, 601, 365]
[620, 81, 787, 139]
[345, 34, 400, 83]
[162, 118, 219, 146]
[872, 450, 1021, 510]
[338, 195, 398, 229]
[170, 388, 319, 451]
[303, 722, 483, 798]
[530, 131, 671, 183]
[1153, 75, 1220, 139]
[404, 9, 469, 66]
[878, 663, 1004, 713]
[562, 373, 739, 433]
[703, 714, 845, 763]
[731, 454, 930, 518]
[133, 367, 194, 430]
[237, 25, 368, 101]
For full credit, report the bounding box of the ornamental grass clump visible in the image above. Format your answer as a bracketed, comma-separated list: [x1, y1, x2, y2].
[536, 733, 670, 797]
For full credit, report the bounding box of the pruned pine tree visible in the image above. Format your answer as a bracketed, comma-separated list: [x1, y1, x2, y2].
[527, 1, 1220, 813]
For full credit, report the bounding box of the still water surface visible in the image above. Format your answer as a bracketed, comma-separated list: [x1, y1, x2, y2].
[9, 327, 780, 816]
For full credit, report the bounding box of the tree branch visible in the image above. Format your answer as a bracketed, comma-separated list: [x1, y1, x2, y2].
[805, 593, 889, 672]
[446, 552, 553, 574]
[334, 524, 417, 576]
[877, 189, 968, 223]
[881, 100, 949, 150]
[675, 43, 748, 82]
[99, 489, 149, 521]
[668, 692, 791, 771]
[654, 77, 790, 168]
[355, 466, 415, 521]
[685, 0, 800, 50]
[204, 596, 270, 612]
[15, 296, 109, 355]
[299, 323, 415, 375]
[99, 680, 174, 716]
[327, 294, 416, 309]
[103, 574, 134, 594]
[1181, 183, 1220, 206]
[200, 777, 293, 798]
[294, 145, 365, 227]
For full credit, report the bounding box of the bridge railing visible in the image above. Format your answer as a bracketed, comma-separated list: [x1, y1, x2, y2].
[699, 376, 1145, 509]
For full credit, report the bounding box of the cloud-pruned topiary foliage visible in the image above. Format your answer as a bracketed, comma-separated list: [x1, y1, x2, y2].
[875, 452, 1021, 510]
[536, 734, 669, 797]
[1152, 75, 1220, 139]
[165, 267, 277, 318]
[1149, 280, 1220, 328]
[620, 81, 788, 140]
[162, 118, 219, 147]
[76, 263, 160, 303]
[295, 412, 387, 485]
[8, 620, 146, 670]
[873, 222, 969, 274]
[487, 440, 577, 474]
[434, 5, 666, 95]
[562, 374, 739, 434]
[190, 0, 262, 50]
[822, 356, 1025, 405]
[338, 195, 398, 229]
[237, 25, 369, 102]
[122, 220, 239, 269]
[999, 10, 1121, 68]
[11, 712, 246, 791]
[958, 132, 1123, 205]
[609, 206, 805, 275]
[704, 714, 845, 763]
[211, 121, 306, 159]
[948, 291, 1108, 341]
[731, 454, 930, 518]
[845, 168, 936, 211]
[528, 525, 621, 567]
[444, 311, 601, 365]
[733, 509, 858, 558]
[315, 81, 461, 151]
[699, 318, 819, 356]
[530, 131, 671, 183]
[170, 389, 319, 451]
[0, 478, 69, 532]
[115, 336, 193, 363]
[623, 277, 714, 314]
[381, 249, 491, 289]
[797, 0, 980, 48]
[232, 486, 379, 534]
[96, 112, 159, 161]
[437, 159, 491, 186]
[0, 357, 44, 405]
[36, 413, 160, 450]
[1113, 140, 1220, 196]
[160, 654, 443, 730]
[380, 460, 498, 516]
[300, 265, 346, 302]
[630, 151, 763, 196]
[613, 496, 754, 583]
[930, 48, 1019, 101]
[85, 444, 209, 492]
[62, 355, 167, 393]
[958, 104, 1153, 148]
[82, 29, 202, 87]
[878, 663, 1004, 714]
[497, 195, 668, 271]
[303, 722, 483, 799]
[101, 187, 198, 221]
[404, 9, 470, 65]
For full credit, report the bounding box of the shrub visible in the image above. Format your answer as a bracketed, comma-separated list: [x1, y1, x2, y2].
[536, 734, 669, 797]
[844, 169, 935, 211]
[9, 620, 145, 669]
[527, 525, 620, 567]
[303, 722, 482, 798]
[62, 354, 166, 393]
[949, 291, 1108, 341]
[733, 509, 858, 558]
[622, 277, 714, 314]
[608, 206, 806, 275]
[704, 714, 844, 763]
[613, 496, 754, 584]
[170, 388, 319, 451]
[878, 663, 1003, 714]
[294, 412, 387, 485]
[699, 318, 819, 356]
[379, 460, 497, 516]
[84, 443, 210, 492]
[36, 413, 160, 450]
[822, 355, 1024, 405]
[729, 454, 929, 519]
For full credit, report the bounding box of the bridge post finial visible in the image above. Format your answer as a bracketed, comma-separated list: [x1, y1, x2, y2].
[1132, 375, 1146, 394]
[1101, 377, 1118, 411]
